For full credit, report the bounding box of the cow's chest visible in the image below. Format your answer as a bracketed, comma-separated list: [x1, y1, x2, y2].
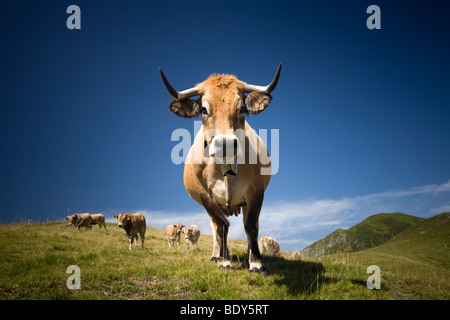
[208, 176, 247, 209]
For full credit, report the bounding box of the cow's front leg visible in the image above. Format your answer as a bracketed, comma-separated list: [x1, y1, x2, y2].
[200, 191, 231, 268]
[243, 190, 266, 274]
[209, 220, 221, 261]
[211, 219, 232, 269]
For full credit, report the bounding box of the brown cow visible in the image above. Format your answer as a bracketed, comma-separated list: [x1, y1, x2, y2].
[183, 225, 200, 249]
[165, 223, 185, 249]
[114, 213, 146, 250]
[160, 64, 281, 272]
[258, 236, 281, 256]
[90, 213, 107, 230]
[65, 215, 75, 227]
[67, 213, 92, 230]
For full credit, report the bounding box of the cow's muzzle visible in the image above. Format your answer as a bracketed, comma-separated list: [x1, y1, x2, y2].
[209, 135, 241, 176]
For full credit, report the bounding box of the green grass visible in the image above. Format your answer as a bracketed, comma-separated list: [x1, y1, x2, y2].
[0, 218, 448, 300]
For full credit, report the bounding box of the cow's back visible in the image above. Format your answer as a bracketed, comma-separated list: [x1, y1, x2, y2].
[91, 213, 105, 222]
[165, 225, 177, 238]
[258, 236, 280, 256]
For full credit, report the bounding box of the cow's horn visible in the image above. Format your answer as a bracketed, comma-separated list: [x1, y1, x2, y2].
[243, 63, 282, 94]
[159, 67, 200, 101]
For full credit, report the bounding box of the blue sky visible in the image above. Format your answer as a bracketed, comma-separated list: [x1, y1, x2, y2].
[1, 1, 449, 251]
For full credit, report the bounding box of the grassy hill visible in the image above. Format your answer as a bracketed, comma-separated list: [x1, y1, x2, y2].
[301, 213, 424, 258]
[0, 215, 448, 300]
[347, 212, 450, 299]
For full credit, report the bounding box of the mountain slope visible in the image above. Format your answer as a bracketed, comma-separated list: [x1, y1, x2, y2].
[349, 212, 450, 299]
[301, 212, 424, 258]
[362, 212, 450, 269]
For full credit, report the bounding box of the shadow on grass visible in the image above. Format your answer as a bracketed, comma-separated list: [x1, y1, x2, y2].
[231, 252, 340, 295]
[264, 255, 339, 295]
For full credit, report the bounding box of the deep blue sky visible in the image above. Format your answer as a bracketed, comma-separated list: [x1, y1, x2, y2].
[1, 1, 449, 250]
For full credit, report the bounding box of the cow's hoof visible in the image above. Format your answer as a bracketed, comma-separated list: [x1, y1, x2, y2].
[218, 261, 233, 270]
[210, 257, 220, 263]
[249, 263, 267, 276]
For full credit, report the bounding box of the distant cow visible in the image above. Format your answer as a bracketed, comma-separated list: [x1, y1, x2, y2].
[65, 215, 75, 227]
[258, 236, 280, 256]
[90, 213, 106, 230]
[165, 223, 185, 249]
[67, 213, 92, 230]
[114, 213, 146, 250]
[183, 225, 200, 249]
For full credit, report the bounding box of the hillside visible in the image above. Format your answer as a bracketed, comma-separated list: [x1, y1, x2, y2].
[358, 212, 450, 269]
[347, 212, 450, 299]
[0, 216, 448, 300]
[301, 213, 424, 258]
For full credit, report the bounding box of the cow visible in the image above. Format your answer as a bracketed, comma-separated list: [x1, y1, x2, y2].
[183, 225, 200, 249]
[67, 213, 92, 230]
[258, 236, 281, 256]
[90, 213, 107, 230]
[65, 215, 75, 227]
[114, 213, 146, 250]
[160, 63, 281, 272]
[165, 223, 185, 249]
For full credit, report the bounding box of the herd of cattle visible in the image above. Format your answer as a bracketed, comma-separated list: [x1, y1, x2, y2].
[65, 212, 280, 256]
[65, 212, 201, 251]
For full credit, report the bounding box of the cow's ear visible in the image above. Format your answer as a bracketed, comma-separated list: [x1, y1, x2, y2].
[114, 215, 118, 219]
[169, 98, 202, 118]
[244, 92, 272, 115]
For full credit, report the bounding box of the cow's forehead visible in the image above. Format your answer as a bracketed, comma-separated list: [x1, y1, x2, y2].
[198, 74, 245, 102]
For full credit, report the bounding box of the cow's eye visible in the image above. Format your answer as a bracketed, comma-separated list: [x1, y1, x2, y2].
[201, 107, 208, 116]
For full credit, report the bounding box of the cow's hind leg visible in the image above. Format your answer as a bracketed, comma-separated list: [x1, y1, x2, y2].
[134, 235, 139, 249]
[140, 231, 145, 249]
[128, 236, 133, 251]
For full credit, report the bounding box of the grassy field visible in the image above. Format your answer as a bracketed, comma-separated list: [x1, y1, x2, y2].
[0, 219, 448, 300]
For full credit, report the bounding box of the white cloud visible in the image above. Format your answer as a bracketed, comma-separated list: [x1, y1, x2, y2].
[256, 179, 450, 251]
[108, 180, 450, 253]
[428, 203, 450, 216]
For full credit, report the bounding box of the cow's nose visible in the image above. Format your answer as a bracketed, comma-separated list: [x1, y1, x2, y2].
[118, 224, 123, 228]
[210, 135, 240, 158]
